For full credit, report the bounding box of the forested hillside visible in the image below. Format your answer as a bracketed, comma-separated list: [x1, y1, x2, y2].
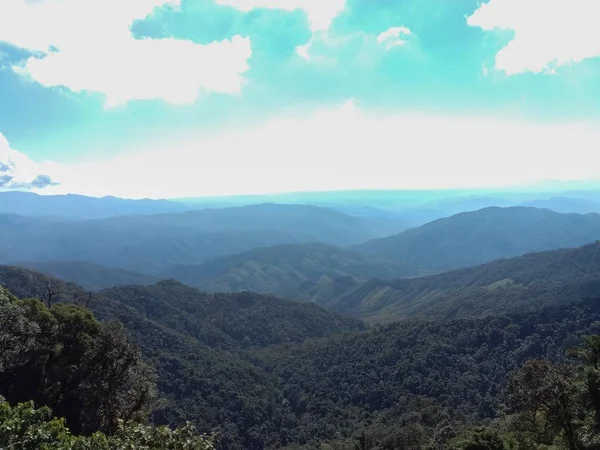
[322, 241, 600, 321]
[159, 241, 600, 323]
[0, 284, 213, 448]
[146, 208, 600, 309]
[3, 235, 600, 449]
[4, 262, 600, 449]
[162, 243, 418, 300]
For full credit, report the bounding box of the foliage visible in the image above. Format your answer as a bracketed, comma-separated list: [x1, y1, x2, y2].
[0, 292, 157, 436]
[7, 261, 600, 449]
[448, 427, 507, 450]
[76, 269, 600, 449]
[0, 398, 214, 450]
[0, 286, 39, 373]
[94, 280, 364, 350]
[504, 360, 579, 450]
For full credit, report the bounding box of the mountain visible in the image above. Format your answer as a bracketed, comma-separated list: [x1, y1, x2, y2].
[96, 280, 365, 349]
[352, 206, 600, 272]
[15, 260, 158, 291]
[161, 243, 419, 300]
[0, 265, 364, 349]
[92, 203, 400, 245]
[322, 241, 600, 321]
[0, 204, 402, 274]
[3, 264, 600, 448]
[521, 196, 600, 214]
[0, 267, 364, 448]
[0, 264, 82, 301]
[0, 191, 187, 219]
[154, 208, 600, 310]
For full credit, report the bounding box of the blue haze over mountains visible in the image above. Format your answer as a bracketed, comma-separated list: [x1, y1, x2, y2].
[3, 185, 600, 297]
[5, 185, 600, 448]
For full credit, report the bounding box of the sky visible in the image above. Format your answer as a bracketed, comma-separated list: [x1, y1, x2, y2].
[1, 0, 600, 199]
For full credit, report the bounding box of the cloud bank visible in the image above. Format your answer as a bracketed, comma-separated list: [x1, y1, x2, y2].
[0, 0, 252, 107]
[468, 0, 600, 75]
[0, 134, 58, 190]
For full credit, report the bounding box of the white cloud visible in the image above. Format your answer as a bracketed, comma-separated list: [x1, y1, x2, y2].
[467, 0, 600, 75]
[0, 0, 252, 107]
[215, 0, 346, 32]
[376, 27, 412, 49]
[0, 133, 60, 190]
[39, 101, 600, 199]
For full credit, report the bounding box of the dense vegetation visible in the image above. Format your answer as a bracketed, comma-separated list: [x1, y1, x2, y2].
[4, 209, 600, 449]
[5, 261, 600, 449]
[162, 243, 418, 300]
[0, 285, 213, 448]
[159, 241, 600, 324]
[314, 241, 600, 321]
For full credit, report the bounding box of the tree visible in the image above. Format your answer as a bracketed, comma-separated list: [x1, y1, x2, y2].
[0, 398, 215, 450]
[72, 290, 93, 308]
[448, 427, 506, 450]
[0, 295, 157, 436]
[0, 287, 39, 374]
[504, 359, 580, 450]
[41, 279, 61, 308]
[568, 335, 600, 447]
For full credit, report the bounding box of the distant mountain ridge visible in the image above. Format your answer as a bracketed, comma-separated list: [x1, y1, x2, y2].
[0, 203, 405, 274]
[16, 260, 158, 291]
[153, 207, 600, 306]
[352, 206, 600, 271]
[0, 191, 188, 219]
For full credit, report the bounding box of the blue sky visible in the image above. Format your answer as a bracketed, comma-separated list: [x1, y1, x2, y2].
[1, 0, 600, 198]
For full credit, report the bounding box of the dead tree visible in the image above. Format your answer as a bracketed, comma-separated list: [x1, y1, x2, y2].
[72, 291, 94, 308]
[41, 279, 61, 308]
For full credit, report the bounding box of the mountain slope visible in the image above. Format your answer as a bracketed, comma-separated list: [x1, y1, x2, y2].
[0, 264, 364, 349]
[96, 280, 365, 349]
[352, 206, 600, 272]
[92, 203, 399, 246]
[4, 264, 600, 448]
[0, 204, 400, 274]
[15, 260, 158, 291]
[326, 241, 600, 321]
[161, 243, 419, 300]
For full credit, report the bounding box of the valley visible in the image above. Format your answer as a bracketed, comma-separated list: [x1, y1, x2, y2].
[3, 191, 600, 449]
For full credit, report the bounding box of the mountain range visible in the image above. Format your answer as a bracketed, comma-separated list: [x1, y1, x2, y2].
[6, 189, 600, 448]
[10, 206, 600, 304]
[0, 203, 407, 274]
[3, 239, 600, 448]
[352, 206, 600, 271]
[161, 243, 418, 300]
